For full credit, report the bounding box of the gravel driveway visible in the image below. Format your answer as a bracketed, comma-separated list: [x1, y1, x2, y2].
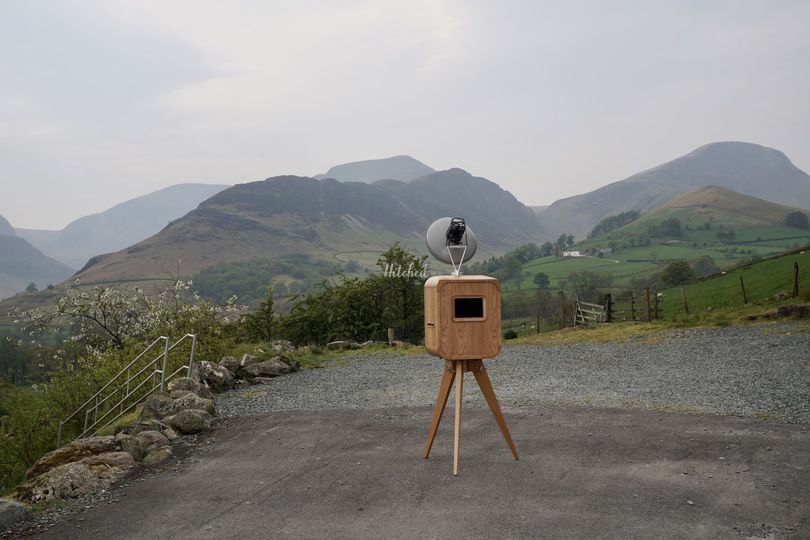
[217, 324, 810, 423]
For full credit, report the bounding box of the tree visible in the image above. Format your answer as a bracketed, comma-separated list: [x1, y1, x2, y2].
[588, 210, 641, 238]
[661, 260, 695, 286]
[502, 256, 522, 283]
[377, 242, 427, 315]
[784, 211, 809, 230]
[566, 271, 613, 302]
[276, 243, 427, 345]
[555, 234, 568, 251]
[18, 280, 237, 359]
[511, 244, 541, 263]
[533, 272, 550, 289]
[716, 229, 736, 241]
[24, 283, 38, 294]
[648, 217, 682, 237]
[690, 255, 720, 278]
[539, 242, 554, 257]
[241, 287, 275, 342]
[566, 235, 575, 248]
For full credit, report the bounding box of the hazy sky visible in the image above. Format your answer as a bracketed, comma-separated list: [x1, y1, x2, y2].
[2, 0, 809, 229]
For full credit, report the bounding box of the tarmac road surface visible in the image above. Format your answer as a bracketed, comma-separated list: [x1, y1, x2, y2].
[23, 405, 810, 539]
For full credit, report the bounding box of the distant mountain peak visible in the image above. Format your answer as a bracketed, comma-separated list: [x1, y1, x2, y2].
[15, 183, 230, 269]
[537, 141, 810, 239]
[315, 155, 434, 183]
[0, 214, 14, 236]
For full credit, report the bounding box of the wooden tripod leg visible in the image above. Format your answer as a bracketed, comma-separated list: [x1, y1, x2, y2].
[453, 360, 464, 476]
[424, 361, 456, 458]
[472, 362, 519, 460]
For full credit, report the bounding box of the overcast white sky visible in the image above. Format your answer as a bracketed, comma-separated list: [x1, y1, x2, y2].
[1, 0, 809, 229]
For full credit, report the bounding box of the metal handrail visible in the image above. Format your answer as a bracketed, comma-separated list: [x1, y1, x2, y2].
[57, 334, 197, 447]
[58, 336, 168, 427]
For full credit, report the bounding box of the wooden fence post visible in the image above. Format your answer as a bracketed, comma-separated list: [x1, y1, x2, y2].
[630, 292, 635, 321]
[740, 274, 748, 304]
[387, 328, 395, 346]
[604, 293, 613, 322]
[681, 286, 689, 315]
[793, 262, 799, 298]
[644, 287, 651, 322]
[653, 292, 660, 319]
[558, 291, 565, 329]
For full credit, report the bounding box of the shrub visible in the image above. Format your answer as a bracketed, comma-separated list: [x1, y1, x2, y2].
[661, 260, 696, 286]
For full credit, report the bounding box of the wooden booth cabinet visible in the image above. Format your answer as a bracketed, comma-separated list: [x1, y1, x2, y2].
[424, 275, 502, 360]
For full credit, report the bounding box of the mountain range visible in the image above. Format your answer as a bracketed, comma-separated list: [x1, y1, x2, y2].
[537, 142, 810, 239]
[0, 233, 75, 299]
[16, 183, 229, 269]
[2, 141, 810, 307]
[70, 168, 539, 285]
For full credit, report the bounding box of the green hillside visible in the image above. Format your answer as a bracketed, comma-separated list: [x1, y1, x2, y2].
[658, 249, 810, 319]
[501, 186, 810, 293]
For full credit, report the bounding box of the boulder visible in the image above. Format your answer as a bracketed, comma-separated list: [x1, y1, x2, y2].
[219, 356, 240, 374]
[142, 446, 172, 466]
[167, 389, 194, 400]
[195, 385, 214, 400]
[239, 354, 262, 367]
[250, 377, 276, 386]
[87, 464, 125, 480]
[136, 430, 171, 450]
[777, 304, 810, 318]
[166, 377, 199, 393]
[166, 409, 211, 435]
[118, 430, 170, 461]
[172, 392, 216, 416]
[25, 436, 118, 479]
[117, 434, 146, 461]
[197, 360, 235, 391]
[126, 419, 180, 441]
[0, 500, 29, 530]
[79, 451, 135, 470]
[15, 462, 104, 504]
[140, 393, 176, 420]
[237, 358, 291, 380]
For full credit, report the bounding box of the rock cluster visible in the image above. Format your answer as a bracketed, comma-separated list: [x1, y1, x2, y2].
[195, 342, 300, 392]
[5, 342, 303, 529]
[12, 376, 215, 508]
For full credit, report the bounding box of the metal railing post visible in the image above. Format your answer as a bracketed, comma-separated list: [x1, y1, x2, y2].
[160, 336, 170, 392]
[189, 334, 198, 371]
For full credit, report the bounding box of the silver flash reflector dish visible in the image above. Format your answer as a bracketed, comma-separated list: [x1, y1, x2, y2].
[425, 217, 477, 275]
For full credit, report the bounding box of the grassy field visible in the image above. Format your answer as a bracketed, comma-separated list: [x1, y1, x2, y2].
[657, 249, 810, 320]
[500, 224, 809, 294]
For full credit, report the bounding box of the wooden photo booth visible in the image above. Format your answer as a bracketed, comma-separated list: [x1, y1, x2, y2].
[423, 275, 518, 475]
